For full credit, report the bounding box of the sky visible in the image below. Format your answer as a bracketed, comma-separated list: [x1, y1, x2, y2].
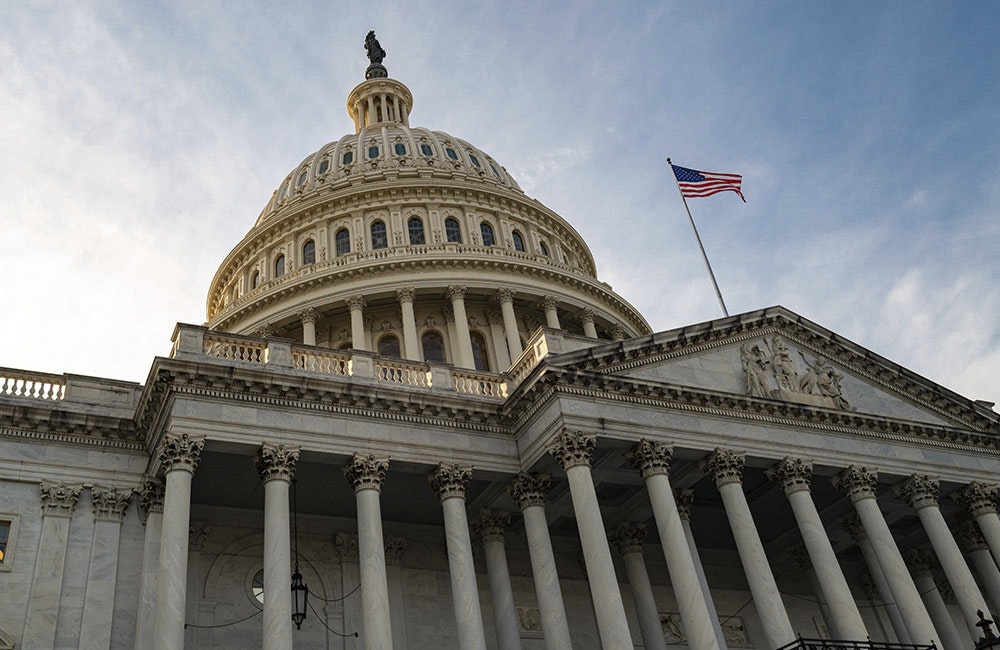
[2, 2, 998, 407]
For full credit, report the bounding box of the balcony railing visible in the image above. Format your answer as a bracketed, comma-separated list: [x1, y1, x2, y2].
[0, 368, 66, 401]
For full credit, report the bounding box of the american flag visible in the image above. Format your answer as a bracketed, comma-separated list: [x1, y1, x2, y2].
[670, 162, 745, 202]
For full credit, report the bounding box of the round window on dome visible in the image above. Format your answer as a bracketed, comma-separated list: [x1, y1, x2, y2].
[445, 147, 459, 161]
[490, 163, 501, 178]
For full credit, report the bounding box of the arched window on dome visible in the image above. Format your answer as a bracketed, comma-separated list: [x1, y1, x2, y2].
[371, 221, 388, 250]
[318, 159, 330, 174]
[251, 271, 259, 290]
[470, 332, 490, 371]
[274, 254, 285, 278]
[342, 151, 354, 165]
[445, 218, 462, 244]
[422, 331, 446, 363]
[335, 228, 351, 257]
[297, 171, 307, 186]
[408, 217, 425, 245]
[539, 241, 549, 257]
[480, 222, 496, 247]
[511, 230, 525, 252]
[378, 334, 401, 359]
[394, 143, 406, 156]
[302, 240, 316, 265]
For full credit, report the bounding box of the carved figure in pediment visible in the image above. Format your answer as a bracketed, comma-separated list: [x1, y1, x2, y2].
[740, 337, 852, 411]
[740, 343, 770, 397]
[768, 336, 798, 390]
[800, 356, 851, 409]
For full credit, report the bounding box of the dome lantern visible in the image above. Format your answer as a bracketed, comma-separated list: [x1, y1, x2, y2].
[347, 31, 412, 132]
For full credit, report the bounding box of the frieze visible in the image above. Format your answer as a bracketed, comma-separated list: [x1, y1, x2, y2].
[91, 485, 133, 522]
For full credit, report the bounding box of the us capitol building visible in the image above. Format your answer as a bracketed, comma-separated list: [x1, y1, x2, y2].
[1, 33, 999, 650]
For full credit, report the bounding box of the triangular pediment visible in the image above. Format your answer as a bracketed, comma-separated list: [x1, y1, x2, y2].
[552, 306, 999, 433]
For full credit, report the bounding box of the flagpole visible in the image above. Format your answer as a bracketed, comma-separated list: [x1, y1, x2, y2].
[667, 158, 730, 317]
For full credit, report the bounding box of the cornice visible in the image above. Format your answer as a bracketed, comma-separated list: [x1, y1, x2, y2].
[0, 401, 142, 449]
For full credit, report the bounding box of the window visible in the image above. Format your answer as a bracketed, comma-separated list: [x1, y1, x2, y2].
[318, 159, 330, 174]
[539, 241, 549, 257]
[490, 163, 501, 177]
[445, 218, 462, 243]
[408, 217, 425, 245]
[274, 254, 285, 277]
[297, 171, 307, 186]
[480, 222, 496, 247]
[335, 228, 351, 257]
[445, 147, 459, 160]
[278, 183, 288, 200]
[420, 144, 433, 156]
[251, 569, 265, 604]
[302, 240, 315, 265]
[368, 145, 380, 159]
[470, 332, 490, 371]
[469, 154, 481, 168]
[422, 331, 446, 363]
[378, 335, 401, 359]
[394, 143, 406, 155]
[371, 221, 388, 250]
[0, 520, 10, 565]
[342, 151, 354, 165]
[512, 230, 525, 252]
[251, 271, 259, 290]
[0, 516, 18, 571]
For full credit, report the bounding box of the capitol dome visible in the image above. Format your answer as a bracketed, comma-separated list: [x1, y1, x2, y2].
[206, 47, 649, 372]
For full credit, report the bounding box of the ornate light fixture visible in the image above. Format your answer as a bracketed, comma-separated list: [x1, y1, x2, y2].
[291, 478, 308, 630]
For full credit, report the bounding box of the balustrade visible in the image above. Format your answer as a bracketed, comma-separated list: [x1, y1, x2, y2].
[374, 358, 431, 387]
[452, 369, 507, 397]
[292, 348, 349, 375]
[0, 368, 66, 400]
[202, 333, 265, 363]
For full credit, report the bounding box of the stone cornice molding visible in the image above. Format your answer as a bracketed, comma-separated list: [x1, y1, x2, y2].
[40, 481, 83, 517]
[610, 523, 647, 557]
[674, 489, 695, 521]
[701, 449, 745, 487]
[896, 474, 940, 510]
[344, 453, 389, 492]
[833, 466, 879, 502]
[157, 433, 205, 474]
[627, 439, 673, 479]
[429, 463, 473, 501]
[91, 485, 133, 522]
[335, 531, 359, 562]
[548, 430, 597, 470]
[953, 482, 999, 516]
[474, 510, 512, 545]
[766, 457, 813, 495]
[508, 473, 552, 509]
[0, 401, 141, 447]
[139, 478, 165, 519]
[255, 443, 300, 482]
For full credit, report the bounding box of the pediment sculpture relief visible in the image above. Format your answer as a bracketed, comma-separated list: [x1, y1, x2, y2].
[740, 336, 854, 410]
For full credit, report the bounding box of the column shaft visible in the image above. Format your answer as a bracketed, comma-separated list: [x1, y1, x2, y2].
[442, 497, 488, 650]
[857, 537, 911, 644]
[135, 510, 163, 649]
[263, 478, 293, 650]
[522, 505, 573, 650]
[970, 548, 1000, 615]
[357, 488, 393, 650]
[398, 291, 419, 361]
[80, 518, 126, 649]
[912, 572, 965, 650]
[621, 552, 668, 650]
[23, 516, 73, 648]
[155, 469, 194, 650]
[483, 540, 522, 650]
[499, 298, 523, 358]
[542, 298, 560, 329]
[975, 512, 1000, 567]
[448, 288, 476, 369]
[349, 300, 368, 351]
[680, 518, 727, 649]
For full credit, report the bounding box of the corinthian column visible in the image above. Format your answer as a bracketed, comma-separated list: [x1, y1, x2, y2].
[580, 307, 598, 339]
[541, 296, 561, 329]
[429, 463, 487, 650]
[347, 295, 369, 351]
[23, 482, 83, 650]
[897, 474, 991, 637]
[80, 486, 133, 650]
[509, 473, 572, 650]
[904, 550, 965, 650]
[154, 433, 204, 650]
[833, 466, 938, 646]
[675, 490, 727, 650]
[842, 513, 911, 644]
[766, 457, 867, 640]
[396, 288, 419, 360]
[954, 482, 1000, 566]
[300, 307, 318, 346]
[135, 479, 165, 650]
[447, 286, 476, 369]
[628, 440, 720, 650]
[548, 431, 632, 649]
[610, 524, 668, 650]
[701, 449, 795, 650]
[474, 511, 522, 650]
[344, 453, 394, 650]
[495, 289, 523, 358]
[956, 521, 1000, 615]
[255, 443, 300, 650]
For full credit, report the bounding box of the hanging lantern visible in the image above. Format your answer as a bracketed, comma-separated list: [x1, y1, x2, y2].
[290, 567, 308, 630]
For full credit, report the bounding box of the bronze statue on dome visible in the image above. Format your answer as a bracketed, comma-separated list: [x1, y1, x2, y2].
[365, 31, 386, 65]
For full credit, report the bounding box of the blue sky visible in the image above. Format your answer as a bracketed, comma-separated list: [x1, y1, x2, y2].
[2, 2, 998, 406]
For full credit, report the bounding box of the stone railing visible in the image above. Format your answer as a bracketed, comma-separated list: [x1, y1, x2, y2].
[453, 369, 507, 398]
[201, 332, 266, 364]
[293, 348, 349, 376]
[0, 368, 66, 401]
[374, 358, 431, 387]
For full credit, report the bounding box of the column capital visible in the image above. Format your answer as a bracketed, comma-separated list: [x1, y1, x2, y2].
[541, 296, 559, 312]
[580, 306, 595, 324]
[346, 295, 367, 311]
[396, 287, 416, 303]
[955, 521, 990, 553]
[335, 531, 359, 562]
[495, 288, 515, 305]
[446, 285, 467, 301]
[833, 465, 879, 502]
[766, 457, 813, 495]
[903, 548, 934, 577]
[485, 309, 502, 324]
[474, 510, 512, 544]
[700, 448, 745, 487]
[610, 523, 647, 557]
[548, 430, 597, 470]
[344, 453, 390, 492]
[139, 478, 165, 519]
[896, 474, 939, 510]
[40, 481, 83, 517]
[674, 489, 695, 521]
[627, 439, 673, 478]
[255, 323, 275, 338]
[254, 443, 300, 482]
[189, 524, 210, 552]
[158, 433, 205, 474]
[429, 463, 472, 500]
[385, 535, 408, 566]
[92, 485, 133, 522]
[508, 473, 552, 509]
[298, 306, 318, 324]
[611, 323, 627, 341]
[953, 481, 999, 516]
[840, 512, 868, 541]
[442, 305, 455, 323]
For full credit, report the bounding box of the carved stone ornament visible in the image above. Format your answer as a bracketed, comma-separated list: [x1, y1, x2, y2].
[955, 520, 990, 553]
[139, 478, 165, 518]
[474, 510, 512, 544]
[347, 295, 367, 311]
[766, 457, 813, 495]
[91, 486, 133, 522]
[335, 531, 359, 561]
[790, 543, 812, 570]
[610, 523, 647, 557]
[903, 548, 933, 577]
[548, 430, 597, 470]
[541, 296, 559, 312]
[627, 439, 674, 478]
[508, 473, 552, 509]
[299, 307, 318, 324]
[255, 323, 275, 339]
[611, 324, 627, 341]
[40, 481, 83, 517]
[953, 482, 999, 516]
[495, 288, 515, 305]
[896, 474, 940, 511]
[840, 512, 867, 542]
[446, 285, 467, 302]
[485, 309, 502, 324]
[189, 524, 210, 552]
[384, 535, 407, 566]
[254, 443, 300, 482]
[674, 489, 695, 521]
[700, 449, 745, 487]
[429, 463, 473, 500]
[833, 465, 879, 502]
[442, 306, 455, 323]
[344, 453, 389, 492]
[396, 287, 415, 303]
[157, 433, 205, 474]
[580, 307, 595, 324]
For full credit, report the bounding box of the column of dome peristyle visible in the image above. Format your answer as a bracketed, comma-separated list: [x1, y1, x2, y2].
[766, 457, 868, 641]
[154, 433, 205, 650]
[344, 453, 394, 650]
[346, 77, 413, 133]
[429, 464, 488, 650]
[347, 295, 369, 352]
[255, 443, 300, 650]
[701, 449, 795, 650]
[396, 288, 419, 361]
[628, 440, 721, 650]
[833, 466, 938, 646]
[495, 289, 523, 359]
[447, 286, 476, 369]
[300, 307, 318, 346]
[955, 482, 1000, 566]
[548, 431, 632, 649]
[474, 511, 522, 650]
[897, 474, 993, 636]
[610, 524, 668, 650]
